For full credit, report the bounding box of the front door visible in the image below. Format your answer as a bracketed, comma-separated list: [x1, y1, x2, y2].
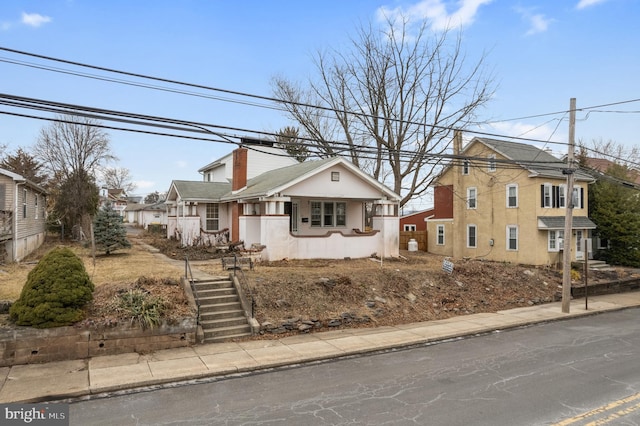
[575, 230, 584, 260]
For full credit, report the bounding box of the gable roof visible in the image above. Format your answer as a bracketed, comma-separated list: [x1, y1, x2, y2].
[471, 138, 594, 181]
[0, 167, 48, 194]
[225, 156, 400, 201]
[168, 180, 231, 202]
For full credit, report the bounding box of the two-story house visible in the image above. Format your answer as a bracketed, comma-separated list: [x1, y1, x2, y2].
[426, 134, 596, 266]
[0, 168, 48, 262]
[166, 142, 401, 261]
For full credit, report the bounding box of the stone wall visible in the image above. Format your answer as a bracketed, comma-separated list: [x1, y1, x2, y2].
[0, 318, 196, 367]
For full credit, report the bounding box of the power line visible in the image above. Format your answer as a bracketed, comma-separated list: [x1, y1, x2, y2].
[4, 45, 637, 149]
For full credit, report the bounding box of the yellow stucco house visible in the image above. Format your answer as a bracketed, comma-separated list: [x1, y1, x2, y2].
[426, 135, 596, 266]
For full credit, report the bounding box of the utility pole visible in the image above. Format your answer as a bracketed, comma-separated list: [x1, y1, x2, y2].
[562, 98, 576, 313]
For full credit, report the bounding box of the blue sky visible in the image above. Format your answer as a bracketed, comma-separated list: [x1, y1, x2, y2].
[1, 0, 638, 205]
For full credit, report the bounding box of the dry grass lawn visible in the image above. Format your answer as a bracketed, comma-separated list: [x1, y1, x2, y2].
[0, 236, 184, 301]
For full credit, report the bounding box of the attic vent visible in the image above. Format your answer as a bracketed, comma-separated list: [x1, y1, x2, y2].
[331, 172, 340, 182]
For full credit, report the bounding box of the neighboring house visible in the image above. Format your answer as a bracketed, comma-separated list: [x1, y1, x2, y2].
[426, 134, 596, 266]
[0, 168, 47, 262]
[99, 188, 128, 217]
[125, 202, 167, 229]
[400, 208, 434, 232]
[166, 145, 401, 261]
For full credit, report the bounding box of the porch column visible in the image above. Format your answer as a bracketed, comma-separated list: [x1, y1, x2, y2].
[372, 200, 399, 258]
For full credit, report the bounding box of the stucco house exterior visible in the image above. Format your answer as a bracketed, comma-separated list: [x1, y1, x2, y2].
[125, 201, 167, 229]
[426, 135, 596, 266]
[0, 168, 47, 262]
[166, 144, 401, 261]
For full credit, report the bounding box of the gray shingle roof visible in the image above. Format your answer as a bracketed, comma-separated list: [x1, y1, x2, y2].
[475, 138, 593, 181]
[229, 157, 338, 199]
[171, 180, 231, 201]
[537, 216, 596, 229]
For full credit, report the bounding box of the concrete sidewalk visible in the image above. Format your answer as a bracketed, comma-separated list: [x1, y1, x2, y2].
[1, 292, 639, 404]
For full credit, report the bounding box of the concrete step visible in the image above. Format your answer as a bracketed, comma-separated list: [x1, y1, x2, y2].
[198, 301, 243, 314]
[203, 324, 252, 340]
[201, 316, 248, 329]
[204, 331, 253, 344]
[199, 294, 239, 305]
[200, 309, 245, 321]
[192, 280, 233, 291]
[195, 287, 236, 298]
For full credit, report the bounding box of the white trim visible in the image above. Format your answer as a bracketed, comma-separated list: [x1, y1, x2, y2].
[467, 187, 477, 209]
[436, 224, 445, 245]
[506, 184, 518, 208]
[467, 224, 477, 248]
[506, 225, 518, 251]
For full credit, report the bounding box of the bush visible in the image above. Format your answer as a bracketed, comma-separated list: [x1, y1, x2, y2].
[116, 288, 165, 329]
[9, 247, 95, 328]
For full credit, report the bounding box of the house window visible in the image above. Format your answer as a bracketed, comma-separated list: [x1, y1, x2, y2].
[558, 185, 566, 208]
[35, 194, 38, 219]
[462, 160, 469, 175]
[467, 224, 477, 248]
[506, 184, 518, 208]
[205, 203, 219, 231]
[404, 224, 417, 231]
[437, 225, 445, 245]
[548, 230, 565, 252]
[311, 201, 347, 227]
[488, 155, 496, 172]
[331, 171, 340, 182]
[572, 186, 584, 209]
[507, 225, 518, 251]
[542, 184, 552, 208]
[467, 187, 477, 209]
[23, 188, 27, 218]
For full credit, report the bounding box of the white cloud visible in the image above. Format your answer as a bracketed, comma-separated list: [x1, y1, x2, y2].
[514, 7, 553, 36]
[576, 0, 610, 9]
[526, 13, 551, 35]
[377, 0, 493, 31]
[21, 12, 52, 28]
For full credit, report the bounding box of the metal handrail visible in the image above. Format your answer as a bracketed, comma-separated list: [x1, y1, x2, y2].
[184, 256, 200, 326]
[231, 253, 255, 318]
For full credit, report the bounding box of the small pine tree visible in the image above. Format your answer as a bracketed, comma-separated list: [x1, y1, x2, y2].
[93, 202, 131, 255]
[9, 247, 95, 328]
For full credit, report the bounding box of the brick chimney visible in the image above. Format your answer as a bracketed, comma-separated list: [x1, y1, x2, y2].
[232, 147, 248, 191]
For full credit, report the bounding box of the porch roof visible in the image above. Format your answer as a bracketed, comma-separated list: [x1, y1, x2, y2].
[537, 216, 597, 230]
[169, 180, 231, 202]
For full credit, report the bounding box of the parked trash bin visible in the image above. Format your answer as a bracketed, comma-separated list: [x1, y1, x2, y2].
[408, 238, 418, 251]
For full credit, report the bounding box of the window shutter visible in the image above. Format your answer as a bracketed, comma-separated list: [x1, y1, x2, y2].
[552, 186, 558, 208]
[540, 185, 544, 207]
[580, 188, 584, 209]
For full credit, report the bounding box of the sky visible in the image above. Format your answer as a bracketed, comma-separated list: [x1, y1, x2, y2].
[1, 0, 639, 207]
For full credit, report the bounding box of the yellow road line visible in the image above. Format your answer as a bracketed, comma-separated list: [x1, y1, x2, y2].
[552, 392, 640, 425]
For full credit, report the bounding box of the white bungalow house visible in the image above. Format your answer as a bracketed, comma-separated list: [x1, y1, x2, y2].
[0, 168, 48, 262]
[166, 145, 400, 261]
[125, 201, 168, 230]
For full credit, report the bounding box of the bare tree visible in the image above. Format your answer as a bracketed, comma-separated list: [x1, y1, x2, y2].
[33, 114, 116, 181]
[101, 166, 136, 194]
[33, 114, 116, 236]
[272, 17, 495, 207]
[578, 138, 640, 167]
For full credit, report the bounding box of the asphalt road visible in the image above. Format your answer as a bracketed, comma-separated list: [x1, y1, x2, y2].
[69, 308, 640, 425]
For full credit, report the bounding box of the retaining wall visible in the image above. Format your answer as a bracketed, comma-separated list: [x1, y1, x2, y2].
[0, 318, 196, 367]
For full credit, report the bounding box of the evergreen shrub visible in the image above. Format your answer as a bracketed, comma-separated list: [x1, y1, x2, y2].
[9, 247, 95, 328]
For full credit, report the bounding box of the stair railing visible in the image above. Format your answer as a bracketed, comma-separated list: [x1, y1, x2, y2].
[231, 253, 255, 319]
[184, 255, 201, 326]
